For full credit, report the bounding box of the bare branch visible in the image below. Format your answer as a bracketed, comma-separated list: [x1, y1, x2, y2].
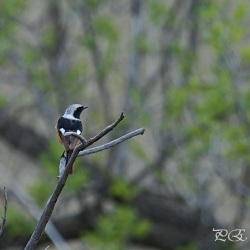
[0, 165, 70, 249]
[0, 186, 7, 237]
[79, 128, 145, 156]
[85, 112, 125, 147]
[24, 113, 143, 249]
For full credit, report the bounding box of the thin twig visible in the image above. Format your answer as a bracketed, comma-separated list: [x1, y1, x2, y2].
[0, 186, 7, 237]
[85, 112, 125, 147]
[79, 128, 145, 156]
[24, 113, 144, 250]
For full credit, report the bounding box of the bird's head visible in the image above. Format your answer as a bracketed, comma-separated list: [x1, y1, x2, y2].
[64, 104, 88, 119]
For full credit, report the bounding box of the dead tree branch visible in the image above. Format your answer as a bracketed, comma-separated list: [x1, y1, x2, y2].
[0, 164, 69, 250]
[79, 128, 144, 156]
[0, 186, 7, 237]
[85, 112, 125, 147]
[24, 113, 144, 250]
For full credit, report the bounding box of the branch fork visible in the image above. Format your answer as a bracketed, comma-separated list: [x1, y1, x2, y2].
[24, 112, 144, 250]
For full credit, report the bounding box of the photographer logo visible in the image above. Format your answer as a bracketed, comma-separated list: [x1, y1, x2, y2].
[213, 228, 247, 242]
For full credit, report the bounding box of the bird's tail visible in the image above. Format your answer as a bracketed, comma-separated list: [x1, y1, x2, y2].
[66, 150, 74, 174]
[58, 151, 67, 178]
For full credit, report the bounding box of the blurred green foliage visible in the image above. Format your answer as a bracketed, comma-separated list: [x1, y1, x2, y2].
[7, 206, 36, 239]
[0, 96, 7, 108]
[94, 17, 119, 43]
[29, 180, 54, 207]
[1, 0, 250, 249]
[29, 140, 89, 207]
[84, 205, 150, 250]
[149, 1, 170, 25]
[177, 242, 198, 250]
[0, 0, 26, 45]
[109, 177, 138, 201]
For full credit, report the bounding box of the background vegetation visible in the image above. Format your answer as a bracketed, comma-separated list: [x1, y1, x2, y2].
[0, 0, 250, 249]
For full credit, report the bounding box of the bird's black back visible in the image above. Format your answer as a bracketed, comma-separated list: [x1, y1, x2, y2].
[57, 117, 82, 133]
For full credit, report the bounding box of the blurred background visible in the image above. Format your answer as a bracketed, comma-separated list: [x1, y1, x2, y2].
[0, 0, 250, 249]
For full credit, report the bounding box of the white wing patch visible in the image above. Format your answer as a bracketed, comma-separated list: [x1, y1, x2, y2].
[77, 130, 81, 135]
[60, 128, 66, 134]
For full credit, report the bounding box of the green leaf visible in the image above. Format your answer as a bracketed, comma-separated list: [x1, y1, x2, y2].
[199, 3, 218, 21]
[94, 17, 119, 43]
[42, 27, 57, 47]
[109, 178, 138, 201]
[40, 140, 63, 176]
[240, 47, 250, 62]
[130, 141, 150, 162]
[177, 241, 198, 250]
[136, 36, 152, 53]
[0, 95, 7, 107]
[65, 167, 89, 192]
[230, 25, 244, 42]
[85, 0, 102, 9]
[149, 1, 169, 25]
[29, 181, 54, 206]
[234, 3, 247, 20]
[167, 87, 188, 117]
[23, 49, 40, 64]
[7, 206, 36, 238]
[0, 0, 26, 15]
[84, 205, 150, 249]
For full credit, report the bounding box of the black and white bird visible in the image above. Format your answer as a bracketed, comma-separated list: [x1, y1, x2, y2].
[56, 104, 88, 174]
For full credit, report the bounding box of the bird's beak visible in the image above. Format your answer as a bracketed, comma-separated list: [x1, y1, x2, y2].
[83, 106, 88, 110]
